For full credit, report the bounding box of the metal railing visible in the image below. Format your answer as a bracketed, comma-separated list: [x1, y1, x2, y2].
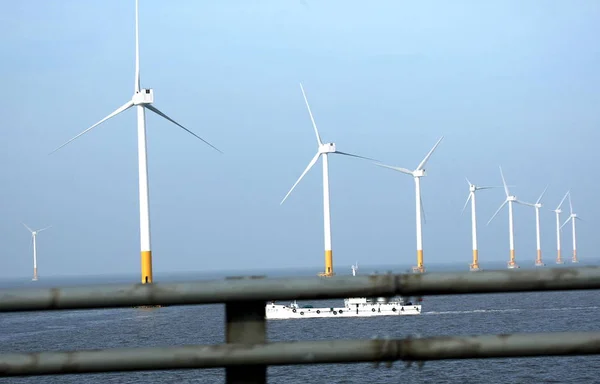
[1, 267, 599, 382]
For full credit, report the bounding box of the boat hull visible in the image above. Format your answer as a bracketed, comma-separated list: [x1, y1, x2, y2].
[266, 302, 422, 320]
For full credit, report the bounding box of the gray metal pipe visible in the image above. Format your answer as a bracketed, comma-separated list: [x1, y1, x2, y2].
[1, 332, 599, 377]
[0, 267, 599, 312]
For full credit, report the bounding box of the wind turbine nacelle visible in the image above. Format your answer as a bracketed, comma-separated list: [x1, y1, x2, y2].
[319, 143, 336, 154]
[413, 169, 426, 177]
[133, 88, 154, 105]
[507, 196, 517, 202]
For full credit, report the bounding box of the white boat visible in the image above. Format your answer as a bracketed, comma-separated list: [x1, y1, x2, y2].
[265, 263, 422, 320]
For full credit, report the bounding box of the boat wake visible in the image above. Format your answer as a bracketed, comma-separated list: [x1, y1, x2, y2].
[424, 306, 600, 316]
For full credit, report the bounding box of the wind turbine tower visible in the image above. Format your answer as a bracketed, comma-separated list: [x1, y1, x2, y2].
[461, 178, 500, 271]
[22, 223, 51, 281]
[375, 136, 444, 273]
[553, 191, 570, 264]
[50, 0, 220, 284]
[521, 186, 548, 267]
[280, 83, 373, 277]
[561, 193, 582, 263]
[487, 166, 528, 269]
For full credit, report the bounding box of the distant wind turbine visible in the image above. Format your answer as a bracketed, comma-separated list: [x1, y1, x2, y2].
[280, 83, 374, 277]
[487, 166, 528, 269]
[22, 223, 51, 281]
[374, 136, 444, 273]
[552, 190, 570, 264]
[520, 186, 549, 267]
[561, 192, 582, 263]
[49, 0, 220, 284]
[461, 178, 502, 271]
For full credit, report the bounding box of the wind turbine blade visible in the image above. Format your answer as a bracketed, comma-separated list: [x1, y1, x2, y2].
[476, 186, 504, 190]
[487, 200, 508, 226]
[49, 100, 134, 155]
[335, 151, 378, 162]
[416, 136, 444, 171]
[280, 152, 321, 205]
[536, 185, 549, 204]
[556, 190, 570, 211]
[22, 223, 33, 233]
[461, 193, 472, 215]
[135, 0, 140, 92]
[568, 192, 573, 214]
[145, 105, 222, 154]
[499, 166, 510, 197]
[465, 177, 472, 186]
[516, 200, 534, 207]
[374, 163, 413, 175]
[37, 226, 52, 233]
[299, 83, 322, 146]
[560, 217, 571, 230]
[575, 216, 584, 222]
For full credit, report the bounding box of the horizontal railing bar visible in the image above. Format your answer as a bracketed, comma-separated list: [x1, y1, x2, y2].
[0, 267, 599, 312]
[1, 332, 599, 377]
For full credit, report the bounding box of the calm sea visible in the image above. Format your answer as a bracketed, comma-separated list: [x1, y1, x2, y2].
[1, 261, 599, 383]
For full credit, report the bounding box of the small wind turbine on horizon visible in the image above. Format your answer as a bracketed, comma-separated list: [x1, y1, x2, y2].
[561, 192, 582, 263]
[520, 186, 549, 267]
[49, 0, 220, 285]
[22, 223, 51, 281]
[552, 190, 570, 264]
[351, 261, 358, 276]
[280, 83, 374, 277]
[487, 166, 528, 269]
[461, 178, 502, 271]
[374, 136, 444, 273]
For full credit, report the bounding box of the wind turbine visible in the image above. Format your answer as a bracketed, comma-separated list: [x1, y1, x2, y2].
[351, 262, 359, 276]
[552, 190, 570, 264]
[461, 178, 501, 271]
[22, 223, 51, 281]
[561, 192, 582, 263]
[49, 0, 220, 284]
[520, 186, 549, 267]
[280, 83, 374, 277]
[487, 166, 528, 269]
[374, 136, 444, 273]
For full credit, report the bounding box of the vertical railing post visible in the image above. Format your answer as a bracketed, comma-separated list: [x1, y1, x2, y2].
[225, 277, 267, 384]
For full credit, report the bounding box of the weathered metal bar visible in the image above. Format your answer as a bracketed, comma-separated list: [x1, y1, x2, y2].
[0, 267, 599, 312]
[225, 299, 266, 384]
[1, 332, 599, 377]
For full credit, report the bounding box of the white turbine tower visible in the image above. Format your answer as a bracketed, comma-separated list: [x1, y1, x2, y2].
[22, 223, 51, 281]
[374, 136, 444, 273]
[351, 262, 359, 276]
[552, 191, 570, 264]
[561, 192, 582, 263]
[280, 83, 374, 277]
[461, 178, 501, 271]
[487, 166, 528, 269]
[520, 186, 549, 267]
[50, 0, 220, 284]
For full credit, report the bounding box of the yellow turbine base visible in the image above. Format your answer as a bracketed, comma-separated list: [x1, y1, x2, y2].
[572, 250, 578, 263]
[141, 250, 153, 284]
[535, 250, 544, 266]
[508, 249, 519, 268]
[413, 250, 425, 273]
[32, 267, 38, 281]
[556, 250, 563, 264]
[318, 250, 335, 277]
[470, 250, 480, 271]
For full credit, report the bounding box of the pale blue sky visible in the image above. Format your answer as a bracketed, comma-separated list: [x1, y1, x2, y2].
[1, 0, 598, 278]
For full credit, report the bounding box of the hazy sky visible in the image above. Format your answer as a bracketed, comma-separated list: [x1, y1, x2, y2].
[1, 0, 598, 278]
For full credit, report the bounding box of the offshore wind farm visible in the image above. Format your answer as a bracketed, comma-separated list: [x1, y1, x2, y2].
[2, 1, 599, 382]
[2, 1, 596, 285]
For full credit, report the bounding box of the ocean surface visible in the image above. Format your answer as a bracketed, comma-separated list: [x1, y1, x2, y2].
[1, 261, 599, 383]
